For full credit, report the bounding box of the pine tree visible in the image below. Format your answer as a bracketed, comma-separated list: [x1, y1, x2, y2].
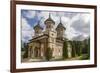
[23, 43, 28, 58]
[70, 41, 76, 57]
[86, 38, 90, 59]
[62, 40, 68, 59]
[76, 41, 82, 56]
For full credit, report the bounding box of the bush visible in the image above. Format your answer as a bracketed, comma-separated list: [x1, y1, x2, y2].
[22, 43, 28, 58]
[80, 54, 89, 60]
[45, 47, 52, 61]
[23, 48, 28, 58]
[62, 40, 68, 59]
[70, 41, 76, 57]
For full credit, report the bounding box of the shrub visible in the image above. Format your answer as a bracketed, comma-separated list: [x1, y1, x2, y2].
[45, 47, 52, 61]
[62, 40, 68, 59]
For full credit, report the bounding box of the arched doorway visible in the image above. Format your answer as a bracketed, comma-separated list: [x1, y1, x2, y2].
[34, 47, 41, 58]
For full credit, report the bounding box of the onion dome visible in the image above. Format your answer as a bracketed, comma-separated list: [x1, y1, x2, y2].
[44, 13, 55, 24]
[56, 17, 66, 30]
[34, 21, 43, 30]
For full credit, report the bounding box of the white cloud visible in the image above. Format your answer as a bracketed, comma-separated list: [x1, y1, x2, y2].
[21, 18, 34, 42]
[38, 11, 90, 40]
[82, 14, 90, 23]
[38, 11, 49, 20]
[22, 10, 90, 41]
[69, 13, 90, 40]
[23, 11, 36, 19]
[62, 16, 70, 23]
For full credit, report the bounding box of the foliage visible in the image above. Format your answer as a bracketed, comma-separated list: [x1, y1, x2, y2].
[75, 41, 82, 56]
[22, 43, 28, 58]
[87, 38, 90, 59]
[84, 38, 90, 59]
[70, 38, 90, 59]
[80, 38, 90, 59]
[45, 47, 52, 61]
[80, 54, 89, 60]
[70, 41, 76, 57]
[70, 41, 83, 57]
[62, 40, 68, 59]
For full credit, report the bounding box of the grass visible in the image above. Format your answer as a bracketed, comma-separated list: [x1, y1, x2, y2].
[79, 54, 90, 60]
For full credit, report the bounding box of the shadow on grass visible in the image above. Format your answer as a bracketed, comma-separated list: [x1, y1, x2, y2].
[79, 54, 90, 60]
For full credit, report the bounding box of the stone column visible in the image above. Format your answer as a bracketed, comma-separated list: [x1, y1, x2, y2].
[28, 46, 31, 59]
[44, 38, 48, 59]
[39, 42, 41, 58]
[40, 44, 44, 57]
[31, 46, 34, 58]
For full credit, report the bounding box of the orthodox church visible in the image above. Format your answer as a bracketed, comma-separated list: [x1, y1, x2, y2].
[27, 14, 71, 60]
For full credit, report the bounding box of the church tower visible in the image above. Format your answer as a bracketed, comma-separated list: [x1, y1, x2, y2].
[56, 17, 66, 39]
[44, 13, 55, 31]
[44, 13, 57, 56]
[34, 21, 43, 36]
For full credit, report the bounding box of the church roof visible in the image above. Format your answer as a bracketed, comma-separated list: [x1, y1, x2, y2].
[56, 22, 66, 30]
[56, 17, 66, 30]
[44, 13, 55, 24]
[34, 21, 43, 30]
[29, 34, 49, 42]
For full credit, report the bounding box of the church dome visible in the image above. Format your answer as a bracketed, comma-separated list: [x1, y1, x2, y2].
[56, 22, 66, 30]
[44, 13, 55, 25]
[34, 22, 43, 30]
[56, 18, 66, 30]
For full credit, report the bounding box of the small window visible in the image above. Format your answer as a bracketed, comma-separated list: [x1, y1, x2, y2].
[52, 38, 55, 42]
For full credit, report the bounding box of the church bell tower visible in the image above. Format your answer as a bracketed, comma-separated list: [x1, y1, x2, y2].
[34, 21, 43, 36]
[56, 17, 66, 39]
[44, 13, 55, 31]
[44, 13, 57, 56]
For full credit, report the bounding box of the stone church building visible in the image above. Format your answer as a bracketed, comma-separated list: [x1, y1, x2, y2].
[27, 14, 71, 60]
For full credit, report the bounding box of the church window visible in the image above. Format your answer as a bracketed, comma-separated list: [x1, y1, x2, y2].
[59, 49, 60, 52]
[59, 48, 61, 55]
[52, 38, 55, 42]
[48, 25, 51, 28]
[37, 31, 38, 33]
[52, 48, 54, 52]
[52, 45, 54, 50]
[36, 30, 39, 34]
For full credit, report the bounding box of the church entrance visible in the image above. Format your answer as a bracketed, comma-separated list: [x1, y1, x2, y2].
[34, 47, 41, 58]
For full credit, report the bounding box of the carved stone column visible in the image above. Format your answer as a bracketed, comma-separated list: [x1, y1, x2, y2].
[28, 46, 31, 59]
[44, 38, 48, 59]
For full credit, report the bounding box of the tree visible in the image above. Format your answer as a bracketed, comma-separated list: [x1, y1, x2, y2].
[45, 47, 52, 61]
[70, 41, 83, 57]
[62, 40, 68, 59]
[23, 43, 28, 58]
[87, 38, 90, 59]
[78, 41, 83, 56]
[79, 38, 90, 60]
[70, 41, 77, 57]
[75, 41, 82, 56]
[21, 42, 25, 51]
[84, 38, 90, 59]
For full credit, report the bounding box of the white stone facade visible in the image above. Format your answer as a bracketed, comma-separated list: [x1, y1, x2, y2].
[28, 14, 71, 59]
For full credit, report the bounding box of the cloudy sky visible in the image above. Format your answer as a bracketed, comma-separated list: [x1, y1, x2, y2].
[21, 9, 90, 43]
